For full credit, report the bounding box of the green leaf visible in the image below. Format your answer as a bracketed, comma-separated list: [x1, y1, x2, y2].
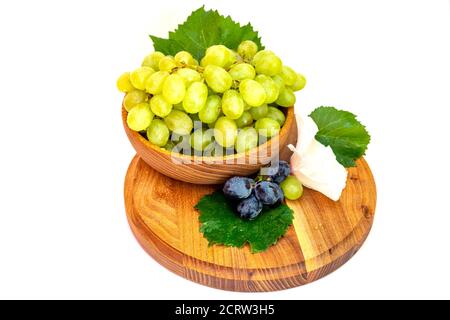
[149, 36, 183, 56]
[150, 6, 264, 60]
[196, 191, 294, 253]
[310, 106, 371, 168]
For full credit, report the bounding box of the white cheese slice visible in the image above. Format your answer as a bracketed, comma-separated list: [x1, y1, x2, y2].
[288, 113, 348, 201]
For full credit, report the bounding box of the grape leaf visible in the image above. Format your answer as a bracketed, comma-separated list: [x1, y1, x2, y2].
[196, 191, 294, 253]
[310, 106, 371, 168]
[150, 6, 264, 60]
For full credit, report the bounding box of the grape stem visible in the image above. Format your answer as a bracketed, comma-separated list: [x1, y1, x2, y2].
[171, 63, 205, 74]
[171, 57, 248, 75]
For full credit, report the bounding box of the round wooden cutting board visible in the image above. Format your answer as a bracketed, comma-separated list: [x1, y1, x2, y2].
[124, 155, 376, 292]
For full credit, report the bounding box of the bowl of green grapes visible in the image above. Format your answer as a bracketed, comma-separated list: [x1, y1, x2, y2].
[118, 41, 306, 184]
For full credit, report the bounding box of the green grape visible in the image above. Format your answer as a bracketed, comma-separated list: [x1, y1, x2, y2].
[226, 50, 238, 68]
[142, 52, 165, 70]
[174, 51, 195, 66]
[253, 51, 282, 76]
[130, 67, 155, 90]
[272, 74, 285, 91]
[126, 102, 154, 131]
[173, 103, 184, 111]
[280, 66, 297, 86]
[252, 50, 273, 65]
[276, 87, 296, 107]
[280, 176, 303, 200]
[200, 45, 231, 68]
[150, 95, 172, 117]
[163, 140, 176, 152]
[202, 141, 218, 157]
[145, 71, 169, 95]
[235, 111, 253, 128]
[228, 63, 256, 81]
[235, 127, 258, 153]
[117, 72, 135, 93]
[243, 101, 252, 111]
[199, 95, 221, 124]
[255, 74, 280, 104]
[266, 106, 286, 126]
[248, 104, 269, 120]
[222, 90, 245, 120]
[214, 117, 238, 148]
[208, 142, 232, 157]
[239, 79, 267, 107]
[147, 119, 169, 147]
[164, 110, 193, 135]
[207, 111, 224, 129]
[208, 110, 225, 129]
[291, 73, 307, 91]
[123, 90, 148, 111]
[158, 56, 177, 72]
[255, 117, 280, 138]
[162, 74, 186, 104]
[176, 68, 202, 87]
[171, 132, 188, 144]
[190, 129, 214, 151]
[183, 81, 208, 113]
[237, 40, 258, 60]
[203, 65, 232, 93]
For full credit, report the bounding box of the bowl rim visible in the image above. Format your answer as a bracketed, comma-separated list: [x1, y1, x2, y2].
[122, 102, 295, 161]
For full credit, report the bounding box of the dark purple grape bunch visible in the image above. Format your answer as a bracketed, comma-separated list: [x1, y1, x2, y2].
[222, 161, 291, 221]
[223, 177, 260, 220]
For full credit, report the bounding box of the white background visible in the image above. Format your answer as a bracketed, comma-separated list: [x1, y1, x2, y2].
[0, 0, 449, 300]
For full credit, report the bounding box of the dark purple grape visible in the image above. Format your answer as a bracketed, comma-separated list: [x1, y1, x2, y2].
[270, 161, 291, 184]
[223, 177, 254, 200]
[254, 181, 284, 205]
[237, 194, 263, 220]
[271, 183, 284, 206]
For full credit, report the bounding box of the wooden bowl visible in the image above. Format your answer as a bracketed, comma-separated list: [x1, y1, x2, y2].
[122, 105, 298, 184]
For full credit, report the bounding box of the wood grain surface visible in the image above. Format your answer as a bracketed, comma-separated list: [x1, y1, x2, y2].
[124, 156, 376, 292]
[122, 106, 297, 184]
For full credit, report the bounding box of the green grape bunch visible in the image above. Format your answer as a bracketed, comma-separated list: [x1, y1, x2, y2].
[117, 40, 307, 155]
